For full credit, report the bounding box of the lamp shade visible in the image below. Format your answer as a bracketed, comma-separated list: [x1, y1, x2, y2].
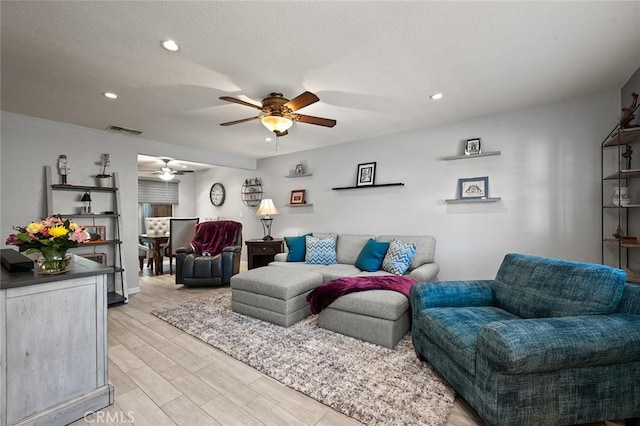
[261, 115, 293, 133]
[81, 191, 92, 202]
[256, 199, 279, 217]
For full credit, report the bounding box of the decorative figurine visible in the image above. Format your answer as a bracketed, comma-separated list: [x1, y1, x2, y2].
[57, 154, 69, 185]
[622, 144, 633, 170]
[295, 163, 304, 176]
[620, 92, 638, 129]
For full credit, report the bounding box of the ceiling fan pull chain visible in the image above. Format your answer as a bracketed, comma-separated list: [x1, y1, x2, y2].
[275, 134, 280, 154]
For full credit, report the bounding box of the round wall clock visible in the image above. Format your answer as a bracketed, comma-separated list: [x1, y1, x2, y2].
[209, 182, 226, 206]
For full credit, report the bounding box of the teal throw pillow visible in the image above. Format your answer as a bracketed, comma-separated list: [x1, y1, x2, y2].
[382, 239, 417, 275]
[355, 238, 390, 272]
[284, 233, 312, 262]
[305, 235, 337, 265]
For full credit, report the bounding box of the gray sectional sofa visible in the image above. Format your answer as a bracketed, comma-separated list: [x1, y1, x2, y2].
[230, 233, 438, 348]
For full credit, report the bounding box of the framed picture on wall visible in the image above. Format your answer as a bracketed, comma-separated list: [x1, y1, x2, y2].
[357, 162, 376, 186]
[290, 189, 306, 205]
[465, 138, 481, 155]
[458, 176, 489, 199]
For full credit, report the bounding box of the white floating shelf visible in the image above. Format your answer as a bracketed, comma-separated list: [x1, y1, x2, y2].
[285, 203, 314, 207]
[442, 151, 501, 161]
[445, 197, 502, 204]
[285, 173, 313, 178]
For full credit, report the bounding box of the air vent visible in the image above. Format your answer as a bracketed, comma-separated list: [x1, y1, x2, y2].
[107, 125, 142, 136]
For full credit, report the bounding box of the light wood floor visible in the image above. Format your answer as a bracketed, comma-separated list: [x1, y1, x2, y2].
[71, 264, 485, 426]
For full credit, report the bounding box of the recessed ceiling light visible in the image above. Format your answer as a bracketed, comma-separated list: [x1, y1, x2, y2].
[103, 92, 118, 99]
[161, 39, 180, 52]
[265, 137, 272, 142]
[429, 93, 443, 100]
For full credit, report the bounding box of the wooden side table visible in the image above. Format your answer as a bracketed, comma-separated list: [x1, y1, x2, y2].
[246, 239, 284, 270]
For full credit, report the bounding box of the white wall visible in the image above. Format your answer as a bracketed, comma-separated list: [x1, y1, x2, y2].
[2, 89, 621, 287]
[0, 112, 255, 294]
[245, 91, 619, 280]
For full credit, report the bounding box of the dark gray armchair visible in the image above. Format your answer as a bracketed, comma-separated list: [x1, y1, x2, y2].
[175, 220, 242, 287]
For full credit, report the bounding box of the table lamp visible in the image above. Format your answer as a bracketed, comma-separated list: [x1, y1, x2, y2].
[256, 199, 279, 240]
[81, 190, 92, 214]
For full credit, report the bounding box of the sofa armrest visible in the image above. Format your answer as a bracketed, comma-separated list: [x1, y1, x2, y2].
[477, 314, 640, 374]
[175, 246, 195, 284]
[222, 245, 242, 254]
[410, 280, 494, 310]
[408, 263, 439, 282]
[616, 283, 640, 314]
[274, 252, 288, 262]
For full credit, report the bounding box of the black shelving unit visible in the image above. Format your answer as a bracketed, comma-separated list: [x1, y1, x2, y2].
[45, 166, 128, 306]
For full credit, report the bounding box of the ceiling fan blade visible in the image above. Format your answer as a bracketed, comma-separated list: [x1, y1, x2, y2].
[284, 91, 319, 111]
[274, 130, 288, 137]
[294, 114, 337, 127]
[219, 96, 263, 110]
[220, 116, 262, 126]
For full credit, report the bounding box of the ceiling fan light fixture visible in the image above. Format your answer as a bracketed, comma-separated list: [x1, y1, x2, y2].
[159, 171, 175, 181]
[161, 39, 180, 52]
[261, 115, 293, 133]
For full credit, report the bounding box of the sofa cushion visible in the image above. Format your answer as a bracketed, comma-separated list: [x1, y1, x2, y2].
[318, 264, 361, 282]
[230, 266, 323, 300]
[328, 290, 410, 321]
[336, 234, 375, 265]
[377, 235, 436, 270]
[382, 239, 417, 275]
[417, 306, 519, 375]
[305, 235, 337, 265]
[284, 233, 312, 262]
[268, 261, 325, 272]
[354, 238, 390, 272]
[493, 253, 627, 318]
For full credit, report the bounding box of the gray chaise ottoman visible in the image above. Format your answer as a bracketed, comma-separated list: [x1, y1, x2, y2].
[318, 290, 410, 348]
[230, 266, 323, 327]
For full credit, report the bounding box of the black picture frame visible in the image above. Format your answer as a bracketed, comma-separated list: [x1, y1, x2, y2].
[458, 176, 489, 199]
[465, 138, 481, 155]
[357, 162, 376, 186]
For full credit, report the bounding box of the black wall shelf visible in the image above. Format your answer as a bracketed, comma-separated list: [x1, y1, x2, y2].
[332, 183, 405, 191]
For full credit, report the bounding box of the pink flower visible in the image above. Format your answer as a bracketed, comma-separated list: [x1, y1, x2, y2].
[5, 234, 20, 245]
[69, 228, 90, 243]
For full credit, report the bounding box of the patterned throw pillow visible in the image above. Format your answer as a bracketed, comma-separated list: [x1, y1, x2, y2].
[305, 235, 337, 265]
[382, 239, 417, 275]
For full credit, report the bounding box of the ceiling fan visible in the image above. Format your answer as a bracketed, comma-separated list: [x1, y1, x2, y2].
[148, 158, 194, 181]
[219, 91, 337, 136]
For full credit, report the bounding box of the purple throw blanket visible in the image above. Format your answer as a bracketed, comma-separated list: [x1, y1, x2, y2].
[306, 275, 417, 314]
[191, 220, 241, 256]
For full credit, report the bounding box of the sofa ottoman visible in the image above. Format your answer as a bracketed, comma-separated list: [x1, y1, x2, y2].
[318, 290, 410, 348]
[231, 266, 323, 327]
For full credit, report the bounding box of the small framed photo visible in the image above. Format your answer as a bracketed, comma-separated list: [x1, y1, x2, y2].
[290, 189, 306, 205]
[294, 163, 304, 176]
[465, 138, 481, 155]
[458, 177, 489, 199]
[357, 162, 376, 186]
[82, 225, 106, 243]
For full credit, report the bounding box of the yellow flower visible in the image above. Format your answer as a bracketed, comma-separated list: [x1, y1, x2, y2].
[48, 226, 69, 238]
[26, 222, 44, 234]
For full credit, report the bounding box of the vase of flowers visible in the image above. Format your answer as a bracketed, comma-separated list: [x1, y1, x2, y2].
[5, 215, 90, 274]
[96, 153, 112, 187]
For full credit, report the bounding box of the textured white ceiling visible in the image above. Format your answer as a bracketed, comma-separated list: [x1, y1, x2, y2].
[2, 1, 640, 160]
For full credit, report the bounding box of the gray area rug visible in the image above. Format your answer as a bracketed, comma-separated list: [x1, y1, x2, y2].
[152, 291, 455, 425]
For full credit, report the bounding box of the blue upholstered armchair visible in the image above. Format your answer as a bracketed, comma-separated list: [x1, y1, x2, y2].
[410, 253, 640, 426]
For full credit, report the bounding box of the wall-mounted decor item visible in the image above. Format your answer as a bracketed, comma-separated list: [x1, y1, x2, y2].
[295, 163, 304, 176]
[357, 162, 376, 187]
[465, 138, 481, 155]
[209, 182, 226, 206]
[458, 176, 489, 199]
[290, 189, 306, 205]
[241, 177, 263, 207]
